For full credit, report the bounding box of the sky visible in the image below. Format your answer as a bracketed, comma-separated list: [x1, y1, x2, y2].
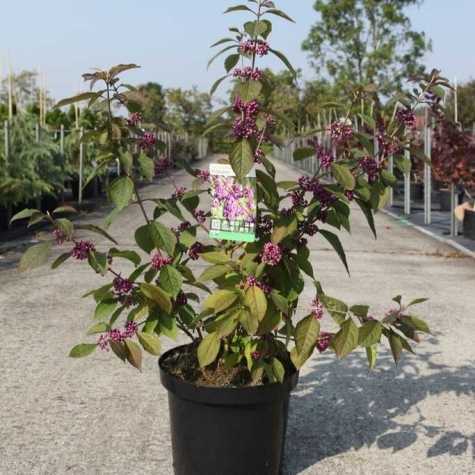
[0, 0, 474, 103]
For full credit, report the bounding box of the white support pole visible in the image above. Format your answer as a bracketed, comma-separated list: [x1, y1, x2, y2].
[35, 122, 40, 143]
[60, 124, 64, 156]
[4, 120, 9, 165]
[404, 148, 411, 215]
[388, 155, 394, 207]
[78, 127, 84, 205]
[424, 118, 432, 225]
[450, 183, 457, 237]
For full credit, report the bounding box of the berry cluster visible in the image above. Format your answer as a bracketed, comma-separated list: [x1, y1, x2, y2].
[261, 242, 282, 266]
[151, 250, 172, 270]
[233, 67, 263, 81]
[328, 120, 353, 145]
[98, 322, 138, 351]
[72, 240, 95, 260]
[239, 40, 270, 57]
[138, 132, 156, 150]
[360, 157, 380, 183]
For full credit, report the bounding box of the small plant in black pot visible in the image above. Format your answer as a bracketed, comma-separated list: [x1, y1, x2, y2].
[12, 2, 443, 474]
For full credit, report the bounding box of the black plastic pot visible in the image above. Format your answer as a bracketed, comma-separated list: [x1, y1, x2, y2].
[439, 190, 463, 211]
[463, 209, 475, 240]
[411, 183, 424, 201]
[159, 346, 298, 475]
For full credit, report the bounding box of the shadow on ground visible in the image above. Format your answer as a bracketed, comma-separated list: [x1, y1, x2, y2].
[283, 344, 475, 474]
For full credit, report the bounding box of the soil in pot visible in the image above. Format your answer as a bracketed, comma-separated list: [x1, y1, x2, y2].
[159, 344, 298, 475]
[463, 209, 475, 240]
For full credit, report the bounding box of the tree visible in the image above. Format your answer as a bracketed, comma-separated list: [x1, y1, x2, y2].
[302, 0, 431, 95]
[137, 82, 166, 125]
[445, 79, 475, 131]
[0, 70, 53, 112]
[165, 87, 212, 135]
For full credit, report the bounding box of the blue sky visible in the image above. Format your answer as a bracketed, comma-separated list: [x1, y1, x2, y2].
[0, 0, 473, 102]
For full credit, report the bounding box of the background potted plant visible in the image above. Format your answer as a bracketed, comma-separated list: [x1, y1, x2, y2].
[12, 2, 442, 474]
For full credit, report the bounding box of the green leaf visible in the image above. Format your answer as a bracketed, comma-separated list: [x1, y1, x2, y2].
[269, 48, 296, 76]
[10, 208, 40, 223]
[138, 153, 155, 181]
[125, 340, 142, 371]
[355, 199, 377, 239]
[381, 170, 396, 186]
[332, 163, 356, 190]
[321, 295, 348, 325]
[94, 299, 117, 321]
[366, 345, 378, 370]
[358, 321, 383, 347]
[203, 289, 238, 313]
[408, 298, 429, 307]
[138, 332, 161, 356]
[51, 252, 71, 269]
[225, 54, 240, 73]
[244, 286, 267, 321]
[151, 221, 177, 256]
[236, 80, 262, 101]
[214, 311, 240, 337]
[201, 251, 230, 264]
[264, 8, 295, 23]
[110, 341, 127, 361]
[75, 224, 118, 244]
[19, 242, 52, 272]
[404, 316, 431, 334]
[52, 205, 78, 215]
[350, 305, 369, 318]
[197, 333, 221, 367]
[269, 292, 287, 314]
[332, 319, 359, 359]
[224, 4, 255, 14]
[293, 147, 314, 161]
[210, 75, 228, 96]
[108, 176, 134, 210]
[159, 265, 183, 298]
[87, 251, 108, 276]
[295, 315, 320, 355]
[319, 230, 349, 275]
[69, 343, 97, 358]
[140, 283, 172, 314]
[56, 92, 100, 108]
[159, 313, 178, 340]
[109, 249, 141, 266]
[207, 44, 237, 69]
[388, 331, 403, 364]
[271, 357, 285, 383]
[230, 139, 254, 182]
[238, 307, 259, 335]
[257, 308, 282, 335]
[86, 322, 108, 335]
[199, 264, 231, 282]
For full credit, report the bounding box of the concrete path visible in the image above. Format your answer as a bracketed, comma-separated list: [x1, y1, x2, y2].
[1, 157, 474, 475]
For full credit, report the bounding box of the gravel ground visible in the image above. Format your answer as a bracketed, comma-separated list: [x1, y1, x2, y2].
[0, 157, 474, 475]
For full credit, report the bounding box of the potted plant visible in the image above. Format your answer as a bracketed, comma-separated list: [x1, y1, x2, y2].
[12, 2, 442, 474]
[431, 110, 475, 212]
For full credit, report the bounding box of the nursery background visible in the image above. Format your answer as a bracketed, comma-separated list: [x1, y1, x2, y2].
[1, 1, 475, 474]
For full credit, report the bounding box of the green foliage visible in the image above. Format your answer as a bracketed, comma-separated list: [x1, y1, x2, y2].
[302, 0, 432, 95]
[13, 2, 434, 382]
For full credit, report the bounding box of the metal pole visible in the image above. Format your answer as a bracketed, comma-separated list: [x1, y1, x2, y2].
[78, 127, 84, 205]
[404, 148, 411, 215]
[388, 155, 394, 207]
[4, 120, 9, 166]
[450, 183, 457, 237]
[35, 122, 40, 143]
[424, 119, 432, 225]
[60, 124, 64, 155]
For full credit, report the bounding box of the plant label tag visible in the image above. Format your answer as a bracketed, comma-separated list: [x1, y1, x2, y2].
[209, 163, 257, 243]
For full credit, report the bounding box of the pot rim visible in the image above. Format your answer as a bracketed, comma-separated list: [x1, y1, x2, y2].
[159, 344, 299, 406]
